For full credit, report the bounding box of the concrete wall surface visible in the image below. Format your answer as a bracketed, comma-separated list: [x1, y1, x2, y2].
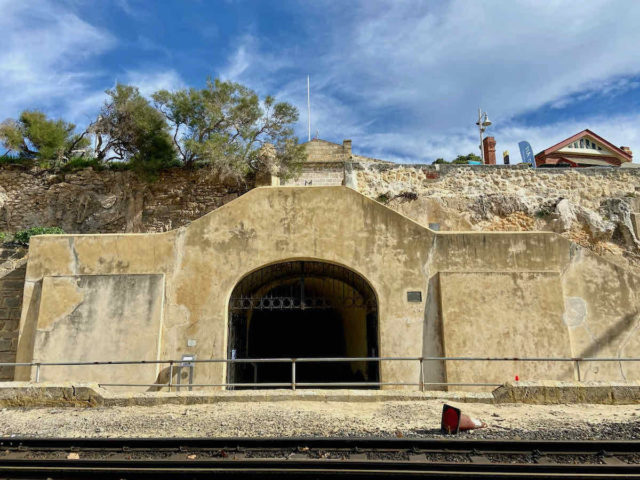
[13, 186, 640, 390]
[439, 271, 573, 386]
[24, 275, 164, 385]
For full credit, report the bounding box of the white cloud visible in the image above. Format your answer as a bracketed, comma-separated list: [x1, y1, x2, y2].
[220, 38, 253, 81]
[0, 0, 115, 122]
[122, 70, 186, 97]
[347, 114, 640, 165]
[5, 0, 637, 162]
[337, 0, 640, 124]
[0, 0, 185, 128]
[219, 0, 640, 162]
[64, 69, 186, 125]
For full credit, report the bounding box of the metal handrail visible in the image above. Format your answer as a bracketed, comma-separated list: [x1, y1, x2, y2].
[3, 356, 640, 367]
[2, 356, 638, 390]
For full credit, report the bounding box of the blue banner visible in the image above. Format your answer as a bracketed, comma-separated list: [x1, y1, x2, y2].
[518, 141, 536, 168]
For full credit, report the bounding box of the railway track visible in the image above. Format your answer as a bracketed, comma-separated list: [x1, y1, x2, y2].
[0, 437, 638, 479]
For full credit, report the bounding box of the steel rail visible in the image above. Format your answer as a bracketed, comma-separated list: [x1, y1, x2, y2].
[2, 437, 640, 454]
[0, 438, 639, 479]
[0, 460, 638, 479]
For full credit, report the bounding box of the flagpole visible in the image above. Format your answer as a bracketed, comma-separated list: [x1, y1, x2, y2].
[307, 75, 311, 141]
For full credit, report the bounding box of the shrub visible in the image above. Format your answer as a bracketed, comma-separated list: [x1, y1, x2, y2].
[61, 157, 104, 172]
[376, 193, 390, 204]
[107, 161, 133, 171]
[0, 232, 6, 243]
[14, 226, 65, 245]
[0, 155, 33, 167]
[396, 191, 418, 201]
[534, 208, 552, 219]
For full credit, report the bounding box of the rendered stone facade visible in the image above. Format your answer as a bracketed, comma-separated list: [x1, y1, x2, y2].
[282, 138, 390, 187]
[12, 186, 640, 390]
[2, 162, 640, 389]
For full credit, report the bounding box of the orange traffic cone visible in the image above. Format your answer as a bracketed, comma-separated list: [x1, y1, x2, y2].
[441, 404, 487, 434]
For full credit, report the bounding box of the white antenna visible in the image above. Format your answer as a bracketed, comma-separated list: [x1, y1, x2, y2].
[307, 75, 311, 141]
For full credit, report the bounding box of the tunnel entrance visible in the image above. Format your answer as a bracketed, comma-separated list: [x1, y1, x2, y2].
[227, 261, 379, 388]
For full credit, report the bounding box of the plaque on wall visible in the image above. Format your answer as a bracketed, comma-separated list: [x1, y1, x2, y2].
[407, 291, 422, 302]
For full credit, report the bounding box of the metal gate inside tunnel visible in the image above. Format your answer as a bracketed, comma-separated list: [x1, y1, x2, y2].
[227, 261, 379, 388]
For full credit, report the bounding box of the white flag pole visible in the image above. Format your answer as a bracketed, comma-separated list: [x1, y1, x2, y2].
[307, 75, 311, 142]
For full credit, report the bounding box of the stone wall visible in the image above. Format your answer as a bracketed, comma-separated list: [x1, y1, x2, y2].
[282, 163, 345, 186]
[0, 167, 250, 381]
[351, 163, 640, 271]
[4, 162, 638, 236]
[16, 186, 640, 389]
[0, 166, 250, 234]
[0, 247, 27, 380]
[354, 164, 640, 211]
[3, 162, 640, 383]
[304, 139, 351, 163]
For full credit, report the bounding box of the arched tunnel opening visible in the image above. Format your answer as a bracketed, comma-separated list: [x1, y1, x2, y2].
[227, 261, 379, 388]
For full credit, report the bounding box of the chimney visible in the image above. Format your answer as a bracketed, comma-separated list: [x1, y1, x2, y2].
[482, 136, 496, 165]
[342, 139, 352, 156]
[621, 146, 633, 160]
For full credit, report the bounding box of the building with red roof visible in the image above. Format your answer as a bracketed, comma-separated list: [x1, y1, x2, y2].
[535, 129, 632, 167]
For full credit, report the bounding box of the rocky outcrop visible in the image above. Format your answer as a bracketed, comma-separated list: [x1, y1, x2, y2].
[0, 166, 251, 234]
[357, 164, 640, 271]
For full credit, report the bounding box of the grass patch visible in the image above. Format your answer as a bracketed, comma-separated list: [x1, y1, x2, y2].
[61, 157, 105, 172]
[14, 226, 65, 245]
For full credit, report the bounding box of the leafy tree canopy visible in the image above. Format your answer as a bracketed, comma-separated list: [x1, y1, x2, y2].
[452, 153, 482, 164]
[433, 153, 483, 164]
[153, 78, 305, 180]
[0, 111, 89, 167]
[0, 78, 305, 181]
[90, 84, 176, 173]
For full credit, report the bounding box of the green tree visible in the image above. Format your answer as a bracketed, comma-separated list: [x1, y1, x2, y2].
[152, 78, 305, 180]
[433, 157, 448, 164]
[0, 111, 89, 166]
[452, 153, 482, 164]
[90, 84, 175, 171]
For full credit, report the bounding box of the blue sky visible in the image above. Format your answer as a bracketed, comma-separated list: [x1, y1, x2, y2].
[2, 0, 640, 163]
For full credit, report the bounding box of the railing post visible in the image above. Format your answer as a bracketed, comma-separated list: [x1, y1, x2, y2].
[419, 358, 425, 392]
[168, 360, 174, 392]
[291, 359, 296, 391]
[34, 363, 41, 383]
[575, 359, 581, 382]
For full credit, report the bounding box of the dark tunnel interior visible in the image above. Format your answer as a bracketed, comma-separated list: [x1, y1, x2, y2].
[227, 261, 379, 388]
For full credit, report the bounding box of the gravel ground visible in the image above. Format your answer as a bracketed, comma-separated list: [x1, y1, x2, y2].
[0, 400, 639, 439]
